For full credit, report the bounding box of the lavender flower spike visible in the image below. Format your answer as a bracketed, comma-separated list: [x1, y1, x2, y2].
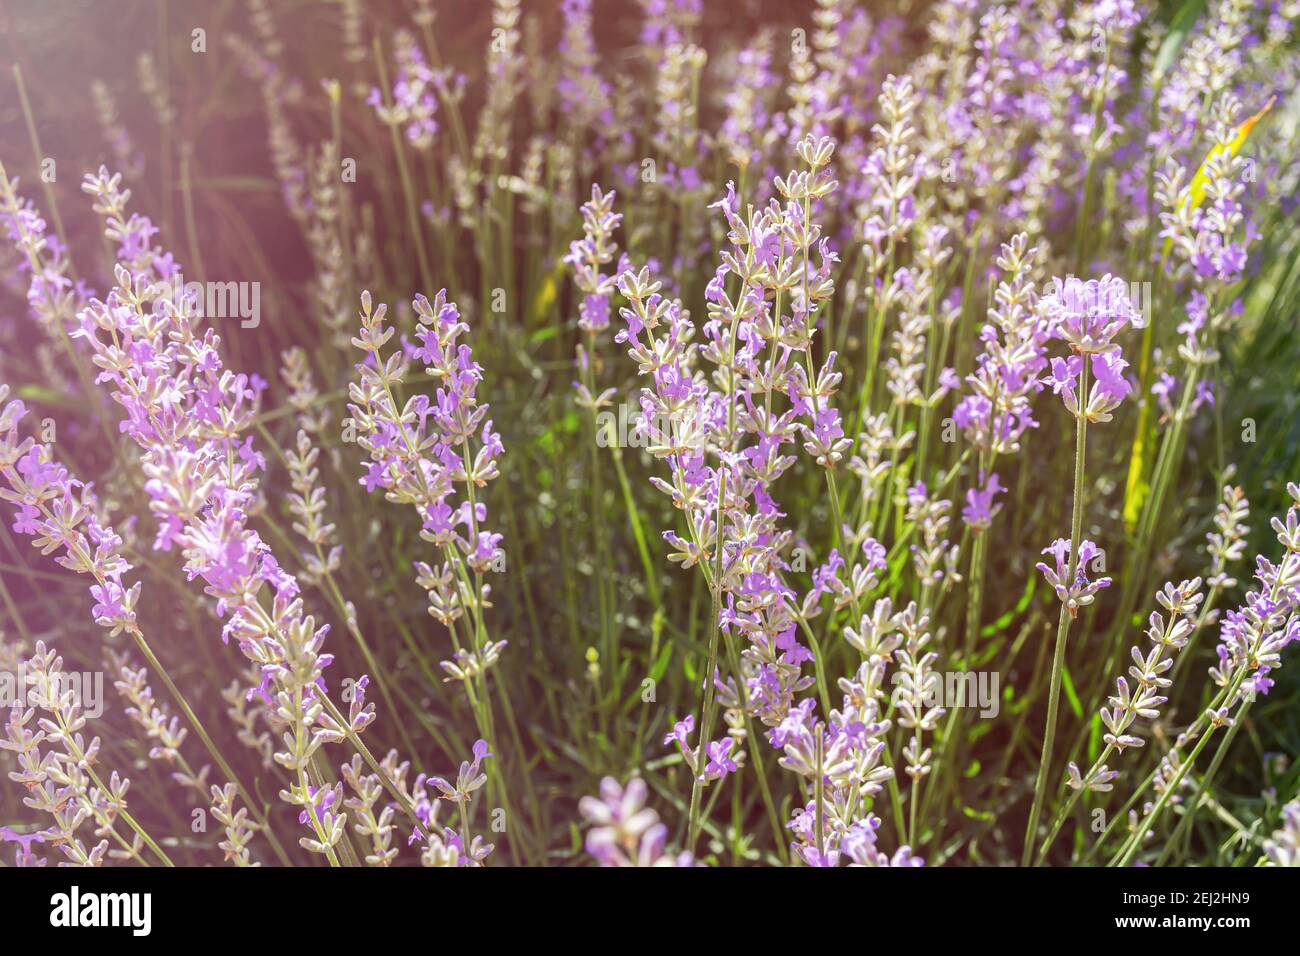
[1036, 538, 1112, 616]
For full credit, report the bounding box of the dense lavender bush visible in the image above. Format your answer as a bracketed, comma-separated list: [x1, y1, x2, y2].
[0, 0, 1298, 869]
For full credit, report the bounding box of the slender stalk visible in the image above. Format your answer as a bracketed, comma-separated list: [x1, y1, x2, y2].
[1155, 711, 1245, 866]
[1112, 708, 1227, 867]
[1035, 743, 1114, 865]
[12, 67, 74, 274]
[372, 37, 434, 294]
[295, 686, 340, 868]
[1023, 360, 1089, 865]
[14, 481, 295, 866]
[686, 470, 726, 851]
[609, 444, 661, 605]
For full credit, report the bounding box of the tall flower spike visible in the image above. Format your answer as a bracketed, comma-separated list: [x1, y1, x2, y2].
[349, 289, 505, 607]
[1208, 482, 1300, 706]
[1096, 579, 1203, 757]
[70, 168, 369, 857]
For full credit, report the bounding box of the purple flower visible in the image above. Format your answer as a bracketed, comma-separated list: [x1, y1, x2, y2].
[369, 30, 441, 149]
[1086, 350, 1132, 420]
[579, 778, 696, 867]
[962, 473, 1005, 532]
[1036, 538, 1112, 615]
[350, 288, 507, 647]
[68, 169, 355, 850]
[1043, 355, 1083, 406]
[0, 826, 45, 867]
[1039, 274, 1143, 353]
[703, 739, 738, 781]
[1208, 483, 1300, 706]
[663, 714, 695, 759]
[0, 385, 140, 638]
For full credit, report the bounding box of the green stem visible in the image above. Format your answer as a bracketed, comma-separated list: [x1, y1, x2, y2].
[1155, 709, 1245, 866]
[686, 471, 727, 851]
[1035, 743, 1114, 865]
[1022, 362, 1089, 865]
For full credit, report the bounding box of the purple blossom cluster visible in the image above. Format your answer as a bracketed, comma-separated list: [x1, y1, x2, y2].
[0, 388, 137, 636]
[367, 29, 446, 150]
[349, 290, 505, 622]
[1208, 483, 1300, 706]
[65, 170, 369, 854]
[608, 135, 931, 864]
[1036, 538, 1112, 615]
[0, 0, 1297, 873]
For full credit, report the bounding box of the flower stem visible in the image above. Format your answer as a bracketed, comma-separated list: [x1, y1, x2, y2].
[1155, 710, 1245, 866]
[1022, 362, 1088, 865]
[1035, 743, 1114, 865]
[686, 470, 726, 851]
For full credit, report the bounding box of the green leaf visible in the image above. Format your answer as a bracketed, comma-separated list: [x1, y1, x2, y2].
[1123, 388, 1155, 533]
[531, 261, 566, 322]
[1153, 0, 1208, 80]
[980, 575, 1036, 637]
[1061, 664, 1083, 719]
[648, 641, 674, 683]
[16, 384, 74, 406]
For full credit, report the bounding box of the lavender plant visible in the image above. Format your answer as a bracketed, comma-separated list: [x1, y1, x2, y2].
[0, 0, 1297, 871]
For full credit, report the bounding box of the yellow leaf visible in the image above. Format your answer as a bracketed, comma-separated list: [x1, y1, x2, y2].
[1162, 97, 1274, 262]
[1187, 96, 1274, 209]
[1136, 99, 1273, 531]
[531, 261, 565, 323]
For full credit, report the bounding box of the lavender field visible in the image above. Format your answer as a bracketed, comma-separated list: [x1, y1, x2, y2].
[0, 0, 1298, 872]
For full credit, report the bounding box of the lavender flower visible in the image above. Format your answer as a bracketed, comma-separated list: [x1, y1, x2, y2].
[1039, 275, 1144, 354]
[1206, 483, 1250, 593]
[2, 642, 146, 865]
[0, 387, 138, 633]
[367, 30, 440, 149]
[0, 0, 1295, 873]
[1263, 797, 1300, 867]
[1097, 579, 1204, 756]
[579, 777, 696, 867]
[1036, 538, 1112, 615]
[1208, 483, 1300, 707]
[349, 290, 505, 649]
[962, 473, 1004, 532]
